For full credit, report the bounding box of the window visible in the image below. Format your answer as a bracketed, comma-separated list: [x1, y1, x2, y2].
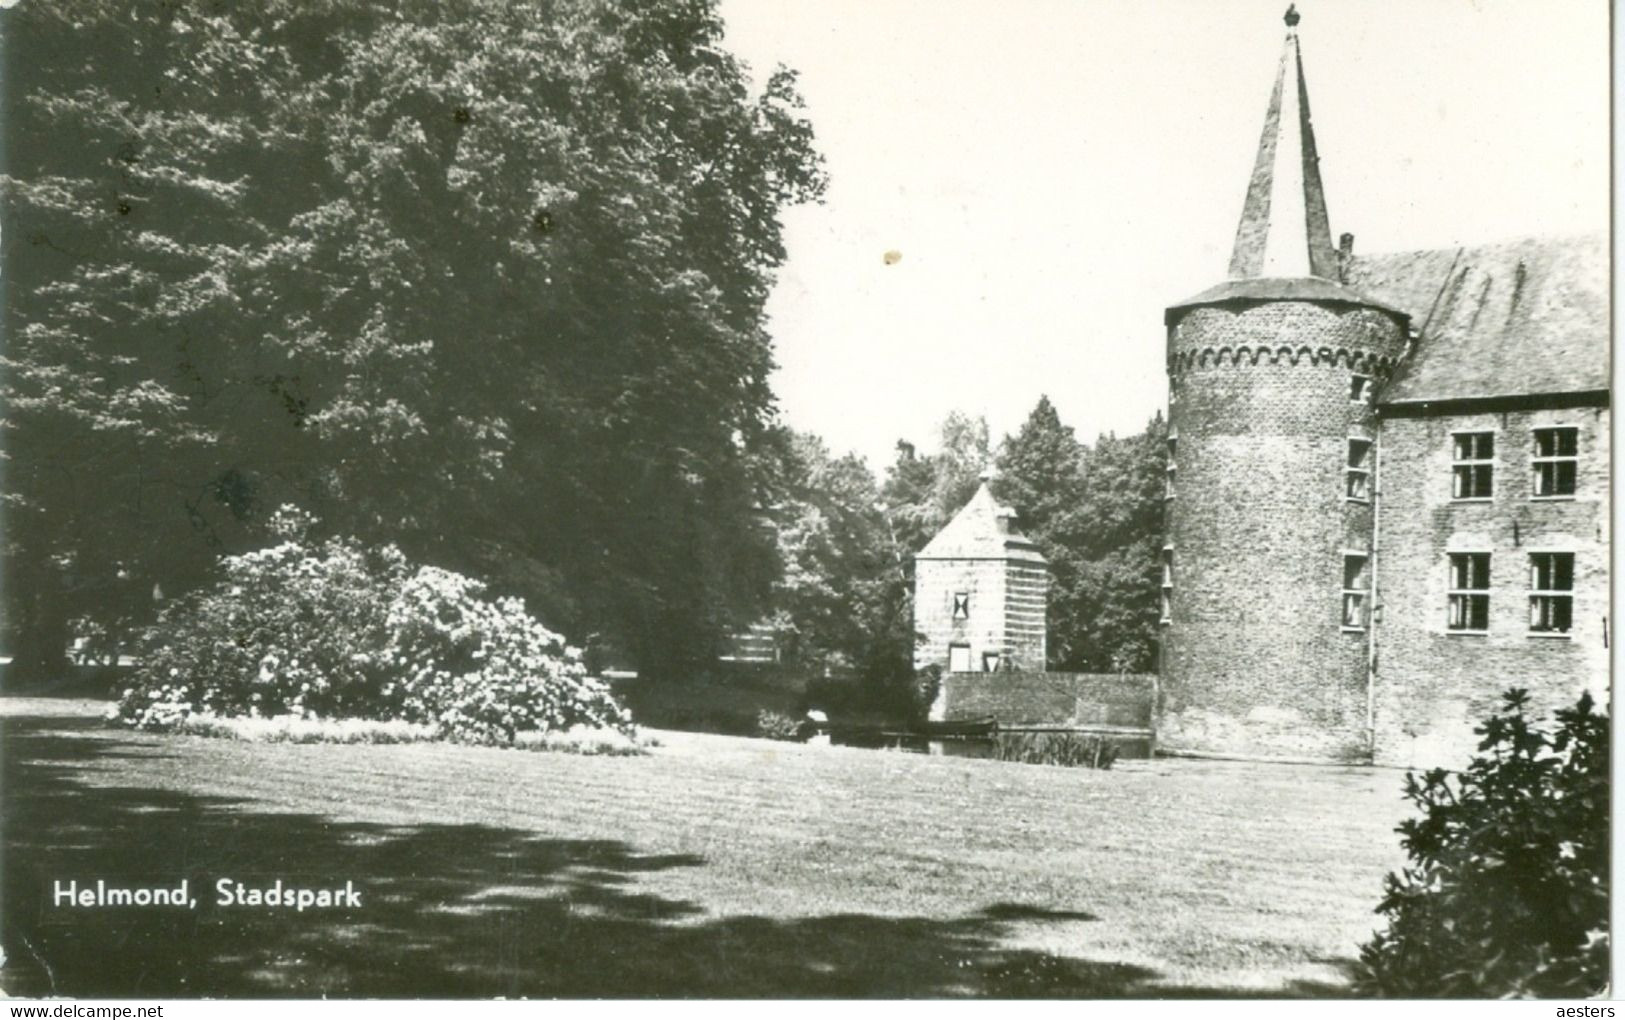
[1160, 547, 1173, 623]
[1528, 552, 1574, 635]
[1350, 374, 1372, 403]
[1531, 427, 1578, 498]
[981, 651, 1002, 673]
[1451, 432, 1494, 499]
[1346, 438, 1372, 501]
[951, 591, 970, 621]
[1447, 553, 1491, 632]
[1164, 435, 1177, 501]
[1342, 554, 1369, 629]
[948, 644, 972, 672]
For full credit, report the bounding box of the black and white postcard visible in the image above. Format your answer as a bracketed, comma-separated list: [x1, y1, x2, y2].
[0, 0, 1609, 1001]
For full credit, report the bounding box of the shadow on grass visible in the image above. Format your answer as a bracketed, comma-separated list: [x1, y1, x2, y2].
[1, 712, 1363, 998]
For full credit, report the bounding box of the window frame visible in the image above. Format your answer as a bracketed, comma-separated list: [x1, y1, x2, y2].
[1349, 373, 1372, 404]
[1164, 434, 1177, 502]
[1341, 552, 1370, 631]
[951, 591, 970, 622]
[1529, 425, 1579, 501]
[1446, 551, 1492, 634]
[1450, 430, 1496, 502]
[1346, 436, 1373, 503]
[1159, 545, 1173, 624]
[947, 643, 973, 673]
[1527, 550, 1575, 638]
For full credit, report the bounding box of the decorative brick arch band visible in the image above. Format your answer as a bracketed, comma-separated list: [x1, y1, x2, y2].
[1167, 344, 1401, 375]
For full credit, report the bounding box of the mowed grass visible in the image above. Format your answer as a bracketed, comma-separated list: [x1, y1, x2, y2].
[1, 698, 1413, 998]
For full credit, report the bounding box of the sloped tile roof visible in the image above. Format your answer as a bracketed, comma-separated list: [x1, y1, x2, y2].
[916, 483, 1047, 565]
[1166, 275, 1407, 321]
[1347, 234, 1609, 404]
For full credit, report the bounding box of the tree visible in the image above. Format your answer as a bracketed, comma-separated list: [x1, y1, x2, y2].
[1066, 413, 1167, 673]
[881, 411, 991, 557]
[992, 396, 1087, 665]
[993, 396, 1083, 536]
[766, 432, 910, 683]
[1, 0, 825, 680]
[994, 402, 1165, 672]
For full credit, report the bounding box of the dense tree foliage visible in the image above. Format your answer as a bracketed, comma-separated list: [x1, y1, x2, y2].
[1061, 412, 1167, 672]
[880, 411, 990, 557]
[765, 431, 910, 682]
[1359, 690, 1609, 997]
[994, 399, 1166, 673]
[1, 0, 824, 680]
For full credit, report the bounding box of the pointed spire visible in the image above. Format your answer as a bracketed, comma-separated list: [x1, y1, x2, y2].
[1229, 6, 1338, 280]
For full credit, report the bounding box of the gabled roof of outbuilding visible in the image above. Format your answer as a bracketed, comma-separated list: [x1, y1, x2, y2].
[916, 483, 1047, 565]
[1347, 233, 1609, 405]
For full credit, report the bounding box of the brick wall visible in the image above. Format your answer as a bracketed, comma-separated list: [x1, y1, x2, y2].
[937, 671, 1155, 731]
[914, 559, 1004, 673]
[914, 558, 1047, 673]
[1003, 563, 1048, 670]
[1160, 299, 1407, 762]
[1371, 405, 1610, 767]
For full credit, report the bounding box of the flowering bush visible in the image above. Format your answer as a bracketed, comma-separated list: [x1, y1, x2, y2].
[384, 566, 630, 743]
[158, 712, 437, 745]
[117, 508, 633, 745]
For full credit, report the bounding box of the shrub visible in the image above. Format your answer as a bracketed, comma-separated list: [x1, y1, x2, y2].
[802, 664, 943, 724]
[513, 725, 654, 757]
[119, 528, 405, 727]
[383, 566, 629, 744]
[135, 712, 650, 756]
[990, 731, 1118, 769]
[755, 708, 805, 741]
[910, 664, 943, 721]
[117, 509, 632, 745]
[160, 713, 437, 745]
[1357, 689, 1608, 998]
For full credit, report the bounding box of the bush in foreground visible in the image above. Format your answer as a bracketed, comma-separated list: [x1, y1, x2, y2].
[1357, 689, 1608, 998]
[117, 510, 632, 745]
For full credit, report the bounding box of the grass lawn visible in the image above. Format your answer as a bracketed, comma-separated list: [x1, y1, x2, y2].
[1, 697, 1413, 998]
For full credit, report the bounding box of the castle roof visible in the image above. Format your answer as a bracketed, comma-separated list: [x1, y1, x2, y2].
[1168, 7, 1398, 319]
[1349, 234, 1609, 407]
[1228, 5, 1336, 281]
[916, 482, 1047, 565]
[1166, 275, 1407, 321]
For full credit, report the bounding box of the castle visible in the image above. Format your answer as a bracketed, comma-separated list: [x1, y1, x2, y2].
[917, 8, 1608, 767]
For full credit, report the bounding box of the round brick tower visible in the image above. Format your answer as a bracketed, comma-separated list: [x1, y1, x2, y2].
[1158, 8, 1409, 762]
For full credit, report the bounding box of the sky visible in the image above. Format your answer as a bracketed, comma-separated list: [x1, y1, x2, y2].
[717, 0, 1611, 470]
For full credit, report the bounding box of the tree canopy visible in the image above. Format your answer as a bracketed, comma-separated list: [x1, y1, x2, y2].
[994, 398, 1165, 673]
[880, 410, 990, 557]
[764, 431, 910, 682]
[1, 0, 825, 680]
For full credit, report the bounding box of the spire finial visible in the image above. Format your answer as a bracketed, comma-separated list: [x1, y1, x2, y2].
[1284, 4, 1299, 27]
